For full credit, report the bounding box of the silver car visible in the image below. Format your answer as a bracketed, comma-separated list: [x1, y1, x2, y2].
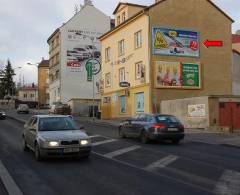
[22, 115, 91, 161]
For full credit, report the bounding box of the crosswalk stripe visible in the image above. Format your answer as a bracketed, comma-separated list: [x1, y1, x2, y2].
[92, 139, 116, 146]
[145, 155, 178, 171]
[214, 170, 240, 195]
[104, 145, 141, 158]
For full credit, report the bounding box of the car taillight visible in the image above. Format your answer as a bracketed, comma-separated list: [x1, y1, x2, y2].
[153, 124, 166, 129]
[179, 124, 184, 131]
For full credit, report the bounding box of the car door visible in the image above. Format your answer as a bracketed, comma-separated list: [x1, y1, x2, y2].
[28, 117, 38, 149]
[24, 117, 34, 145]
[130, 114, 146, 137]
[124, 115, 139, 137]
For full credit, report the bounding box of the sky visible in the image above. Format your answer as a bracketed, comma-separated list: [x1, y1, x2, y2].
[0, 0, 239, 84]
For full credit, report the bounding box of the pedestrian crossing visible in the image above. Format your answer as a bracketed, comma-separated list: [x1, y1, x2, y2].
[90, 134, 240, 195]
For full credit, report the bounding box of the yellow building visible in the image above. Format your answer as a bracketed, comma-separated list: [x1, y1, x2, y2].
[38, 59, 49, 107]
[100, 0, 233, 119]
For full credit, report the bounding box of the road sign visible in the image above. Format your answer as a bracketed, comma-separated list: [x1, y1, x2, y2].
[119, 82, 130, 88]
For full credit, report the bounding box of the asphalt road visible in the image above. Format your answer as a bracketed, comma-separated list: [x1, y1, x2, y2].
[0, 116, 240, 195]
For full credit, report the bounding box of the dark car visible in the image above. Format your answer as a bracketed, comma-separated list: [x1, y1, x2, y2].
[0, 110, 6, 120]
[119, 114, 184, 144]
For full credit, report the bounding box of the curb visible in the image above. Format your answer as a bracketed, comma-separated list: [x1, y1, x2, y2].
[221, 143, 240, 149]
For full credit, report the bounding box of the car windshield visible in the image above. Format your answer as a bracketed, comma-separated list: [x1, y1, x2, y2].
[38, 117, 78, 131]
[156, 116, 180, 123]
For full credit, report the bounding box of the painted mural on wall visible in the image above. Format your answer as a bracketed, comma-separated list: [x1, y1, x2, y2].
[66, 29, 102, 73]
[152, 27, 200, 57]
[155, 61, 201, 89]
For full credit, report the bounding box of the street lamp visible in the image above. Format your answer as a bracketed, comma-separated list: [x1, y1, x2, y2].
[75, 32, 96, 121]
[27, 62, 39, 109]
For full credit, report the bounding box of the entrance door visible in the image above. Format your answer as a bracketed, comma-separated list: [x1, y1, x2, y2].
[219, 102, 240, 132]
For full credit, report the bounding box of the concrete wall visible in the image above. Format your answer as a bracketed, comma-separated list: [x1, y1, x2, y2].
[161, 96, 209, 129]
[232, 51, 240, 95]
[149, 0, 233, 112]
[0, 100, 15, 109]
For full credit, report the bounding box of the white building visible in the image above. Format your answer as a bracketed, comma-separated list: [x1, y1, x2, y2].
[18, 86, 38, 102]
[47, 0, 111, 114]
[232, 49, 240, 95]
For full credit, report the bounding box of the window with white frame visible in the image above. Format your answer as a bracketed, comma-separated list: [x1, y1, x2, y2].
[105, 73, 111, 87]
[105, 47, 111, 62]
[119, 68, 125, 83]
[117, 16, 120, 25]
[122, 12, 126, 22]
[118, 39, 125, 56]
[135, 61, 144, 80]
[135, 30, 142, 49]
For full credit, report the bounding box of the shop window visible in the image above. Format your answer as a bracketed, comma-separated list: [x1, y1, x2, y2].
[120, 96, 126, 114]
[135, 93, 144, 113]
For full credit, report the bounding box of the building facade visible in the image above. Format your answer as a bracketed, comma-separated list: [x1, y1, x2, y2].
[100, 0, 233, 119]
[232, 49, 240, 95]
[47, 0, 111, 114]
[38, 59, 49, 107]
[18, 85, 38, 108]
[232, 34, 240, 52]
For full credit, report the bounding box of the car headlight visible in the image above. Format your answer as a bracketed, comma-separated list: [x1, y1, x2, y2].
[80, 140, 89, 145]
[48, 141, 59, 147]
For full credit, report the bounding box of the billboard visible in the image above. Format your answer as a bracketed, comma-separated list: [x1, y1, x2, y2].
[152, 27, 200, 57]
[155, 61, 201, 89]
[66, 29, 101, 73]
[188, 104, 206, 117]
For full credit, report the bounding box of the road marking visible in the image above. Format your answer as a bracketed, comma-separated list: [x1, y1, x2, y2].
[104, 145, 141, 158]
[0, 160, 23, 195]
[214, 170, 240, 195]
[145, 155, 178, 171]
[92, 139, 116, 146]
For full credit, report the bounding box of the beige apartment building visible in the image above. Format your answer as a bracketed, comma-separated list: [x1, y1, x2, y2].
[100, 0, 234, 123]
[38, 59, 49, 107]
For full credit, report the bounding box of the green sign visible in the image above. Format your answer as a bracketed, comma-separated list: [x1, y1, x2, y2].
[182, 63, 200, 87]
[85, 61, 92, 81]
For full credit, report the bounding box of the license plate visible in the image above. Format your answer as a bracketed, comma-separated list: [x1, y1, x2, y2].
[63, 148, 79, 153]
[168, 128, 178, 131]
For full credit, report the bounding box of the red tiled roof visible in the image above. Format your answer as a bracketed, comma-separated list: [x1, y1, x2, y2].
[232, 34, 240, 44]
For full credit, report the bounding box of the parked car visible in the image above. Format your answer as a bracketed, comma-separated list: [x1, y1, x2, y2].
[118, 114, 185, 144]
[22, 115, 91, 161]
[0, 110, 6, 120]
[17, 104, 29, 114]
[49, 102, 71, 115]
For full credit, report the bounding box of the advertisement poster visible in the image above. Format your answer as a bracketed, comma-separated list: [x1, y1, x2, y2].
[66, 29, 101, 73]
[155, 61, 201, 89]
[188, 104, 206, 117]
[152, 27, 200, 57]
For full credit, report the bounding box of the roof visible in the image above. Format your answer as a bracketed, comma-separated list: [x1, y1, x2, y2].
[38, 60, 49, 68]
[233, 49, 240, 55]
[34, 115, 72, 118]
[100, 0, 234, 40]
[113, 2, 147, 14]
[232, 34, 240, 44]
[47, 28, 60, 43]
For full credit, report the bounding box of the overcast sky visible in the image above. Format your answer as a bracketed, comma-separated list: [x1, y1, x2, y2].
[0, 0, 239, 84]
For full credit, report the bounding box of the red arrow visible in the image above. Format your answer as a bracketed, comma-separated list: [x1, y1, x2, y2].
[204, 40, 223, 48]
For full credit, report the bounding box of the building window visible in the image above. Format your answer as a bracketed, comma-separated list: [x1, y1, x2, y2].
[31, 94, 35, 98]
[122, 12, 126, 22]
[120, 96, 126, 114]
[24, 94, 27, 98]
[119, 68, 125, 83]
[135, 61, 144, 80]
[118, 39, 125, 56]
[105, 73, 111, 87]
[56, 70, 59, 80]
[56, 53, 60, 64]
[135, 30, 142, 49]
[117, 15, 120, 25]
[135, 93, 144, 113]
[56, 35, 59, 46]
[105, 47, 111, 62]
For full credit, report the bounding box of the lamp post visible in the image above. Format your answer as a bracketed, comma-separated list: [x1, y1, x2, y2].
[75, 32, 96, 121]
[27, 62, 39, 109]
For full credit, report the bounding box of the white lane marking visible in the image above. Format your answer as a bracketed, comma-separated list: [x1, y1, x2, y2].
[145, 155, 178, 171]
[92, 139, 116, 146]
[214, 170, 240, 195]
[0, 160, 24, 195]
[104, 145, 141, 158]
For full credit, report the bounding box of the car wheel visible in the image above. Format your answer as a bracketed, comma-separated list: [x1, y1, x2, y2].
[172, 139, 181, 145]
[141, 131, 149, 144]
[35, 144, 42, 161]
[22, 137, 29, 152]
[119, 127, 126, 138]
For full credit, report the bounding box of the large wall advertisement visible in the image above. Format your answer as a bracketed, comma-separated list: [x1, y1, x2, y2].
[152, 27, 200, 57]
[66, 29, 102, 73]
[155, 61, 201, 89]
